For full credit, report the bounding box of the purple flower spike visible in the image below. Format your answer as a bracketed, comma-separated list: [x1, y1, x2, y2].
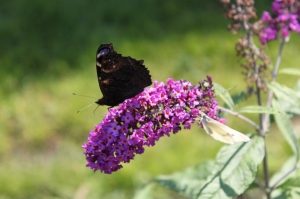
[262, 11, 272, 22]
[82, 77, 220, 174]
[259, 0, 300, 44]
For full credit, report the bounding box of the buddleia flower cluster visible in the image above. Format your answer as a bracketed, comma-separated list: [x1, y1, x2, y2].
[258, 0, 300, 44]
[82, 77, 220, 174]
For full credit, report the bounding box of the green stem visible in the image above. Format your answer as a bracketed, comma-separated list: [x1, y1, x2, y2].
[262, 38, 286, 134]
[263, 38, 290, 198]
[261, 38, 286, 198]
[217, 106, 259, 130]
[256, 81, 271, 199]
[243, 20, 272, 199]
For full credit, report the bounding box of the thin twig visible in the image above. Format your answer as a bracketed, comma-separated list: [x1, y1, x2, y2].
[218, 106, 259, 130]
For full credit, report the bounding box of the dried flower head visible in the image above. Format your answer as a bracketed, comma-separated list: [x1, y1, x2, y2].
[235, 37, 270, 90]
[221, 0, 272, 91]
[83, 77, 220, 174]
[220, 0, 257, 33]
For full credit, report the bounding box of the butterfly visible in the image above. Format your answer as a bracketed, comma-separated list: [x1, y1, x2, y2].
[95, 43, 152, 106]
[200, 114, 250, 144]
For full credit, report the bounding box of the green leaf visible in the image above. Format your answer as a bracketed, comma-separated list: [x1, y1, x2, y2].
[133, 184, 155, 199]
[275, 81, 300, 115]
[272, 169, 300, 199]
[270, 156, 298, 188]
[214, 83, 235, 110]
[279, 68, 300, 76]
[154, 161, 215, 198]
[281, 175, 300, 189]
[271, 100, 300, 193]
[154, 136, 264, 199]
[268, 82, 300, 109]
[272, 188, 300, 199]
[238, 106, 277, 114]
[273, 100, 300, 156]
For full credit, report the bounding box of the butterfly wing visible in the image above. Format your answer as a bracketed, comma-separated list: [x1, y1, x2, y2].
[96, 44, 152, 106]
[96, 46, 121, 106]
[118, 56, 152, 100]
[201, 115, 250, 144]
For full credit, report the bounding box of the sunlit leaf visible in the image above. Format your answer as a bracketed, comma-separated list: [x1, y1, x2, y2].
[133, 184, 155, 199]
[154, 136, 264, 199]
[154, 161, 215, 198]
[238, 106, 276, 114]
[270, 156, 298, 188]
[279, 68, 300, 76]
[268, 82, 300, 109]
[270, 100, 299, 194]
[214, 83, 235, 110]
[272, 188, 300, 199]
[272, 168, 300, 199]
[273, 100, 300, 156]
[276, 81, 300, 115]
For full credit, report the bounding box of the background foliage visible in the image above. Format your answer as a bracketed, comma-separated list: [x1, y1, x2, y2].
[0, 0, 300, 198]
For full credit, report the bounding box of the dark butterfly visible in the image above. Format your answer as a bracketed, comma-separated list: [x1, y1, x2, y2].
[95, 43, 152, 106]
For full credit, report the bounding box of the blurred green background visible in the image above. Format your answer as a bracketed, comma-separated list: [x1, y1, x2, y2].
[1, 0, 300, 198]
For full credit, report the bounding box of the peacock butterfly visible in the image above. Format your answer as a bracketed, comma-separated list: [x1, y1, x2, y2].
[95, 43, 152, 106]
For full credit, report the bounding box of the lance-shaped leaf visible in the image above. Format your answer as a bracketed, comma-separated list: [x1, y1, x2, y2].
[238, 106, 276, 114]
[270, 156, 298, 188]
[214, 83, 235, 110]
[275, 81, 300, 115]
[268, 82, 300, 109]
[133, 184, 156, 199]
[279, 68, 300, 76]
[154, 161, 215, 198]
[154, 136, 264, 199]
[272, 166, 300, 199]
[273, 100, 299, 156]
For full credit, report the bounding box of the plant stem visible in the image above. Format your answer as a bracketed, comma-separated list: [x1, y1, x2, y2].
[261, 38, 286, 198]
[256, 82, 271, 199]
[262, 39, 286, 134]
[262, 141, 271, 199]
[241, 11, 286, 199]
[242, 20, 272, 199]
[218, 106, 259, 130]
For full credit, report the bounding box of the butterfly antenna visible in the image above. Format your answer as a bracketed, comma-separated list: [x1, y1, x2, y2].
[73, 92, 98, 99]
[93, 105, 100, 116]
[76, 102, 95, 114]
